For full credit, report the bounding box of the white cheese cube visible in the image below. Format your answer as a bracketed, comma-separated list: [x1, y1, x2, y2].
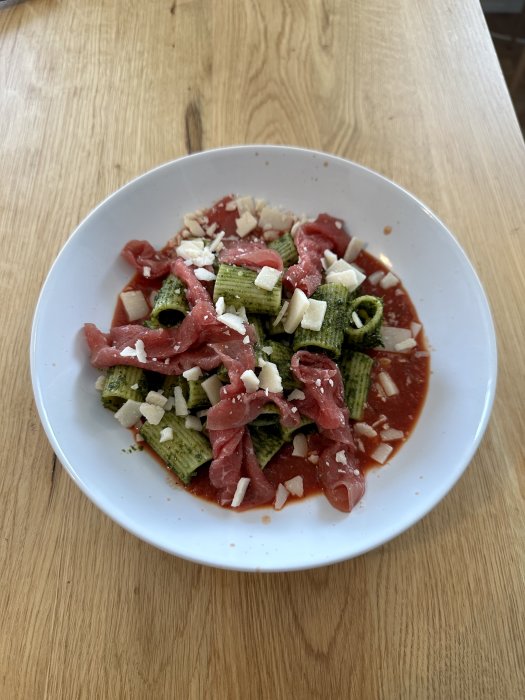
[194, 268, 217, 281]
[217, 312, 246, 335]
[323, 249, 338, 267]
[208, 231, 225, 252]
[95, 375, 106, 391]
[254, 266, 282, 291]
[235, 196, 255, 215]
[394, 338, 417, 352]
[174, 386, 189, 416]
[273, 300, 289, 327]
[258, 361, 283, 393]
[370, 443, 394, 464]
[215, 296, 226, 316]
[139, 403, 165, 425]
[240, 369, 260, 393]
[114, 400, 143, 428]
[159, 427, 174, 443]
[335, 450, 347, 464]
[182, 366, 203, 381]
[300, 299, 327, 331]
[292, 434, 308, 457]
[380, 272, 399, 289]
[325, 267, 366, 292]
[284, 475, 304, 497]
[287, 389, 305, 401]
[236, 211, 258, 237]
[145, 390, 168, 408]
[283, 288, 309, 333]
[185, 416, 203, 432]
[231, 477, 251, 507]
[120, 290, 149, 322]
[274, 483, 289, 510]
[343, 238, 365, 263]
[183, 216, 205, 237]
[201, 375, 223, 405]
[258, 206, 293, 232]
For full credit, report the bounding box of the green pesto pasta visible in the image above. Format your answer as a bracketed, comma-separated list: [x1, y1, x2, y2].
[249, 425, 286, 468]
[280, 415, 315, 442]
[213, 264, 282, 315]
[186, 379, 210, 410]
[150, 274, 189, 327]
[251, 403, 281, 427]
[265, 340, 300, 391]
[101, 365, 147, 412]
[340, 350, 374, 420]
[293, 283, 349, 357]
[268, 232, 298, 266]
[345, 295, 383, 349]
[140, 413, 212, 484]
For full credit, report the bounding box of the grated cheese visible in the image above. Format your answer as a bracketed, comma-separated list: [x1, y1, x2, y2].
[274, 483, 289, 510]
[254, 266, 282, 291]
[380, 271, 399, 289]
[284, 475, 304, 497]
[182, 366, 203, 381]
[240, 369, 260, 393]
[159, 427, 174, 443]
[235, 211, 258, 237]
[370, 443, 394, 464]
[283, 288, 309, 333]
[185, 416, 203, 432]
[378, 371, 399, 397]
[201, 375, 222, 405]
[300, 299, 327, 332]
[292, 434, 308, 457]
[217, 312, 246, 335]
[273, 300, 289, 327]
[258, 361, 283, 393]
[174, 386, 189, 416]
[139, 403, 165, 425]
[287, 389, 305, 401]
[194, 268, 217, 282]
[231, 477, 250, 507]
[145, 390, 168, 408]
[343, 238, 365, 263]
[120, 290, 149, 322]
[114, 400, 142, 428]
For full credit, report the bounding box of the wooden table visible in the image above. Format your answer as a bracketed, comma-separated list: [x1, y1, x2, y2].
[1, 1, 524, 697]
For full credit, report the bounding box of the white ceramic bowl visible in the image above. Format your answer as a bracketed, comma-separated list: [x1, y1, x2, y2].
[30, 146, 497, 571]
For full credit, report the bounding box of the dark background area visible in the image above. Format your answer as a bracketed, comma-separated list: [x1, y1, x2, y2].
[485, 7, 525, 133]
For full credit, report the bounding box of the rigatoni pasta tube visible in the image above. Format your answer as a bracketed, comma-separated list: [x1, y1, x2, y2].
[340, 351, 374, 420]
[345, 295, 383, 349]
[150, 274, 189, 327]
[268, 232, 298, 266]
[140, 413, 212, 484]
[213, 264, 282, 315]
[293, 283, 349, 357]
[101, 365, 147, 411]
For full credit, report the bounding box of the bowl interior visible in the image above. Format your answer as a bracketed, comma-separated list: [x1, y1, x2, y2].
[31, 146, 497, 571]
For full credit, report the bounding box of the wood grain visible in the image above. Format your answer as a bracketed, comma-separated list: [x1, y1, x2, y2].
[1, 0, 524, 698]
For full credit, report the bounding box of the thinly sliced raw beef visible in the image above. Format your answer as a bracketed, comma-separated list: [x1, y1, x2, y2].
[121, 240, 172, 278]
[219, 241, 283, 271]
[315, 440, 364, 513]
[284, 215, 350, 295]
[208, 428, 275, 507]
[208, 428, 244, 505]
[206, 390, 300, 431]
[84, 258, 247, 374]
[290, 351, 363, 512]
